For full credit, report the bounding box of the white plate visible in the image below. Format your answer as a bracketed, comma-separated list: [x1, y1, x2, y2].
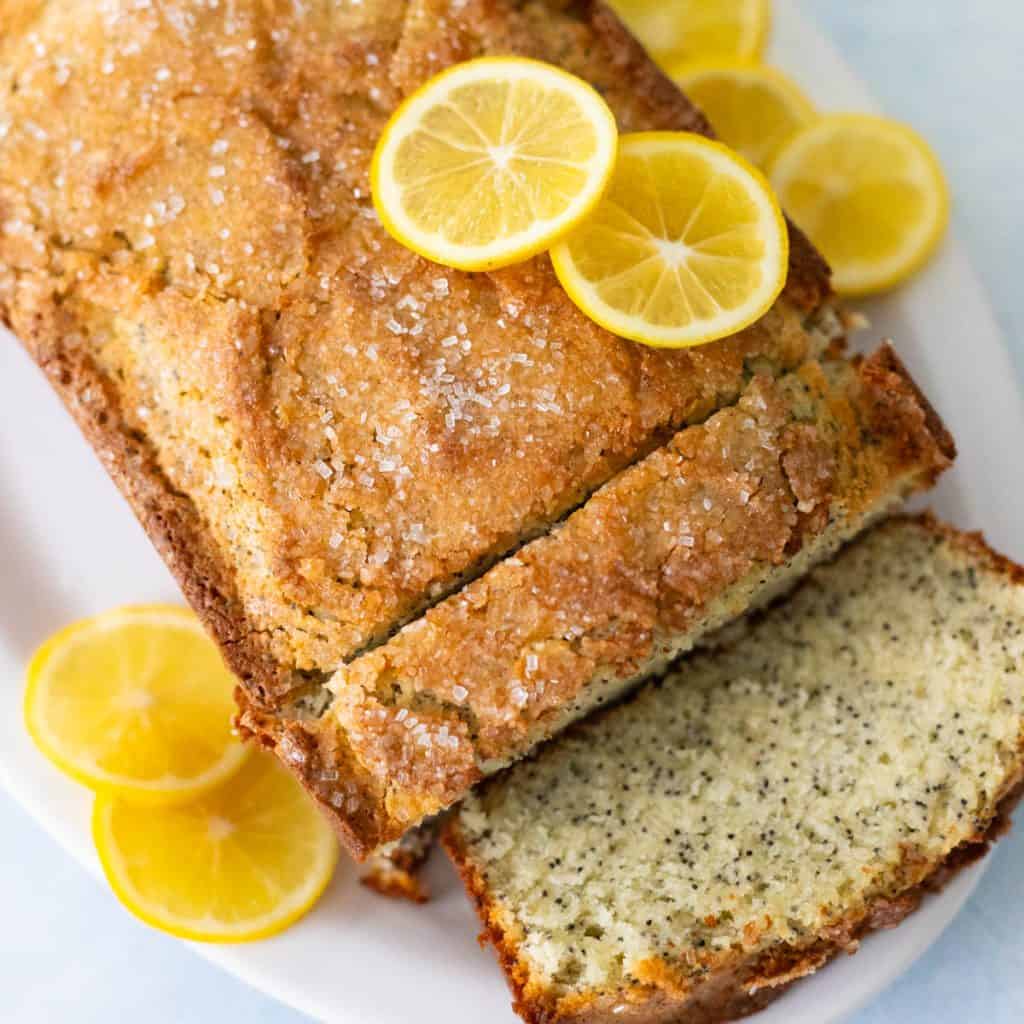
[2, 2, 1022, 1022]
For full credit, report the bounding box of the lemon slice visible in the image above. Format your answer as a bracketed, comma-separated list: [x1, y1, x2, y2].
[25, 605, 248, 805]
[610, 0, 770, 67]
[550, 132, 788, 349]
[672, 61, 816, 171]
[372, 57, 618, 271]
[771, 113, 950, 296]
[93, 752, 339, 942]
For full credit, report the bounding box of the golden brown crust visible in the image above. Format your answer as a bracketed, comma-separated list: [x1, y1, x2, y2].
[1, 0, 831, 718]
[852, 344, 957, 467]
[247, 346, 953, 858]
[8, 284, 288, 695]
[909, 511, 1024, 587]
[443, 678, 1024, 1024]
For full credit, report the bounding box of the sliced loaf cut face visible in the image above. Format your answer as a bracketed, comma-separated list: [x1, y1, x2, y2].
[238, 346, 954, 857]
[1, 0, 832, 713]
[444, 517, 1024, 1024]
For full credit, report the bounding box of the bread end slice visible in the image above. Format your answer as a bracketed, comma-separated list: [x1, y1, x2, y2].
[443, 516, 1024, 1024]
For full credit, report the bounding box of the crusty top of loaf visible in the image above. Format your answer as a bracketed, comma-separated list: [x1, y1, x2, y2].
[447, 517, 1024, 1018]
[0, 0, 830, 704]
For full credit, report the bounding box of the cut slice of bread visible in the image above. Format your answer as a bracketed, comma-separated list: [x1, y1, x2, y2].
[444, 517, 1024, 1024]
[239, 346, 954, 856]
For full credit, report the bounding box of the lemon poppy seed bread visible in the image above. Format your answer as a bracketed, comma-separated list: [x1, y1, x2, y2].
[445, 516, 1024, 1024]
[0, 1, 836, 835]
[0, 0, 830, 713]
[1, 0, 955, 861]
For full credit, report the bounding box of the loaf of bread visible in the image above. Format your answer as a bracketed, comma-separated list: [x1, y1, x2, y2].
[1, 0, 954, 863]
[445, 517, 1024, 1024]
[0, 0, 846, 853]
[240, 346, 953, 855]
[0, 0, 828, 707]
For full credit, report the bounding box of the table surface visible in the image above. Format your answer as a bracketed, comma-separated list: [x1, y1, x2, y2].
[3, 2, 1023, 1021]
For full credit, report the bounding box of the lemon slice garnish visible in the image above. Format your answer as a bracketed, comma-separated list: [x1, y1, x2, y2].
[372, 57, 618, 272]
[551, 132, 788, 349]
[93, 752, 338, 942]
[771, 113, 950, 296]
[24, 605, 247, 805]
[610, 0, 770, 67]
[672, 60, 816, 171]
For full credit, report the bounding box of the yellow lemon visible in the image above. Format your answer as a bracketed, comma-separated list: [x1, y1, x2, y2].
[24, 605, 247, 805]
[610, 0, 770, 67]
[551, 132, 788, 348]
[93, 752, 339, 942]
[672, 60, 816, 171]
[372, 57, 618, 271]
[771, 113, 950, 296]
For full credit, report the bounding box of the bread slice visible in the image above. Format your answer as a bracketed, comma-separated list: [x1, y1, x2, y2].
[444, 517, 1024, 1024]
[238, 346, 954, 856]
[0, 0, 831, 715]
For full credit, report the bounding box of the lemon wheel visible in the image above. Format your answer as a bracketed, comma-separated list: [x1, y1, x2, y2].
[672, 61, 816, 171]
[610, 0, 770, 68]
[24, 605, 247, 805]
[771, 113, 949, 296]
[372, 57, 618, 271]
[551, 132, 788, 349]
[93, 752, 339, 943]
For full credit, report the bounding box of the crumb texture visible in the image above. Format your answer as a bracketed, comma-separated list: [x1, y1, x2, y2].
[450, 519, 1024, 1020]
[0, 0, 829, 701]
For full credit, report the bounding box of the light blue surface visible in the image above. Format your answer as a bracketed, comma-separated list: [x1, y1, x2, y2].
[2, 2, 1022, 1021]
